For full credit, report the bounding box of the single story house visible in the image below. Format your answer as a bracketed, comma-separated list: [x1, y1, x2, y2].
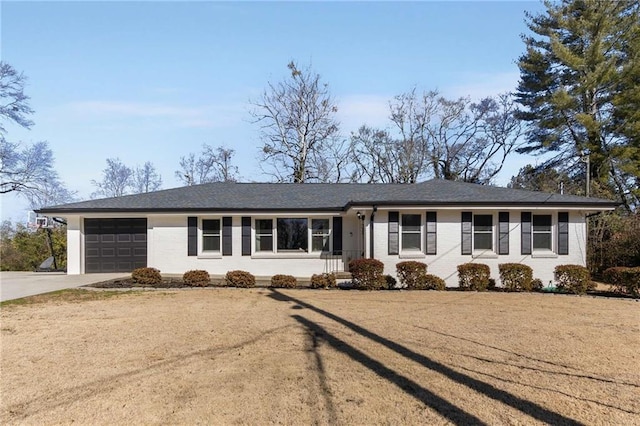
[37, 179, 618, 287]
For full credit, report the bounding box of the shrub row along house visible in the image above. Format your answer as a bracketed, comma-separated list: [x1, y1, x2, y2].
[37, 179, 617, 287]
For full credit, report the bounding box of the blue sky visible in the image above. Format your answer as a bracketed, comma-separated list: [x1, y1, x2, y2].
[1, 0, 546, 222]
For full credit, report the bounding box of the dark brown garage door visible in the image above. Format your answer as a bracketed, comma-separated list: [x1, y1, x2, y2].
[85, 218, 147, 273]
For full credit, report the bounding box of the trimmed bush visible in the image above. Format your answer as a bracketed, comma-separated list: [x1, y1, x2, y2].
[131, 267, 162, 285]
[385, 275, 397, 290]
[183, 269, 210, 287]
[531, 278, 544, 291]
[499, 263, 534, 292]
[457, 263, 491, 291]
[396, 261, 428, 289]
[424, 274, 446, 290]
[270, 274, 297, 288]
[554, 264, 590, 295]
[604, 266, 640, 296]
[310, 273, 337, 289]
[225, 270, 255, 288]
[349, 258, 385, 290]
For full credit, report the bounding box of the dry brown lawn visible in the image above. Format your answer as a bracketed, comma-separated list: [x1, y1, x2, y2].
[1, 288, 638, 425]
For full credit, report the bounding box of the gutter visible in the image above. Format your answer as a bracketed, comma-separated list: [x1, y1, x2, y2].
[369, 205, 377, 259]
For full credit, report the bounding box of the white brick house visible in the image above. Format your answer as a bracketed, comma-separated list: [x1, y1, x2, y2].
[37, 180, 617, 287]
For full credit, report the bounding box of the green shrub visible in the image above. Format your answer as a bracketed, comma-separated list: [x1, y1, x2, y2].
[225, 270, 255, 288]
[499, 263, 534, 291]
[424, 274, 446, 290]
[457, 263, 491, 291]
[385, 275, 397, 290]
[604, 266, 640, 296]
[270, 274, 297, 288]
[396, 261, 428, 289]
[183, 269, 210, 287]
[554, 264, 591, 294]
[310, 273, 337, 289]
[531, 278, 544, 291]
[349, 258, 385, 290]
[131, 267, 162, 285]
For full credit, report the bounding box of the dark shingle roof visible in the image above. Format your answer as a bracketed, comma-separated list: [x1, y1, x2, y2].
[36, 179, 618, 214]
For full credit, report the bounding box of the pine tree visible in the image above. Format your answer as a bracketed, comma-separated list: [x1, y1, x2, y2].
[515, 0, 639, 209]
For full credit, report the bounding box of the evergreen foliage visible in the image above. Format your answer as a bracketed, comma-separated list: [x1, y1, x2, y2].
[515, 0, 640, 209]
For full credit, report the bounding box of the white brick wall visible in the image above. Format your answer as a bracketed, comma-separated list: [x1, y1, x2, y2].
[65, 208, 589, 286]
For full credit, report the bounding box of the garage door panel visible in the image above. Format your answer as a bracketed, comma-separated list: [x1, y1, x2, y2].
[85, 218, 147, 273]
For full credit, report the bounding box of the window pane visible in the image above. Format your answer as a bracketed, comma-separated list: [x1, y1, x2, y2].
[255, 219, 273, 252]
[312, 235, 329, 252]
[277, 218, 308, 251]
[474, 233, 493, 250]
[533, 234, 552, 250]
[203, 236, 220, 251]
[402, 214, 421, 230]
[203, 219, 220, 234]
[402, 233, 421, 250]
[256, 219, 273, 232]
[312, 219, 330, 234]
[256, 235, 273, 252]
[474, 215, 492, 231]
[533, 215, 552, 231]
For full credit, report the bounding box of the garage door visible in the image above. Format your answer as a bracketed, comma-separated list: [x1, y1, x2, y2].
[85, 218, 147, 273]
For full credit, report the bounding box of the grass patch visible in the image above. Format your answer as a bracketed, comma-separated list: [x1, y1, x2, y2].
[1, 288, 142, 308]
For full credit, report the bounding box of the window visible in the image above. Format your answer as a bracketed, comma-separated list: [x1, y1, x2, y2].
[202, 219, 221, 252]
[311, 219, 330, 252]
[255, 219, 273, 252]
[473, 215, 493, 251]
[533, 215, 552, 250]
[401, 214, 422, 251]
[277, 218, 308, 251]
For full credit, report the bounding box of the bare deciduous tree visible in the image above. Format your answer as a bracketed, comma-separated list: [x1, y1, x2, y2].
[92, 158, 163, 197]
[0, 62, 73, 204]
[251, 61, 340, 183]
[425, 92, 522, 184]
[0, 62, 34, 133]
[175, 144, 239, 185]
[91, 158, 134, 198]
[133, 161, 162, 193]
[348, 89, 522, 185]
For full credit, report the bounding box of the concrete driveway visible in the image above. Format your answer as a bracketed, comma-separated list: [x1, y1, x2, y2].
[0, 272, 128, 302]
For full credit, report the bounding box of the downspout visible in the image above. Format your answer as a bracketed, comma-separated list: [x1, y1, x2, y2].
[369, 205, 377, 259]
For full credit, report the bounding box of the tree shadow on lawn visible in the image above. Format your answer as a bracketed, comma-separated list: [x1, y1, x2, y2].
[269, 289, 582, 426]
[414, 325, 640, 388]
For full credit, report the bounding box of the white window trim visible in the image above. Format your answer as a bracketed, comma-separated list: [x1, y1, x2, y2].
[531, 213, 557, 258]
[472, 213, 496, 255]
[198, 217, 222, 259]
[399, 212, 424, 254]
[311, 218, 331, 253]
[251, 216, 332, 256]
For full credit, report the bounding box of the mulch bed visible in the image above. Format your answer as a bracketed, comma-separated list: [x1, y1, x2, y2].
[88, 277, 226, 289]
[86, 278, 637, 298]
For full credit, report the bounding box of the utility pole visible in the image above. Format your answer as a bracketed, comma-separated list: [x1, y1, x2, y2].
[581, 151, 590, 197]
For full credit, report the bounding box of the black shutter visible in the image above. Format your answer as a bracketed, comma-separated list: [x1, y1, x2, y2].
[498, 212, 510, 255]
[241, 217, 251, 256]
[388, 211, 399, 255]
[461, 212, 472, 255]
[558, 212, 569, 255]
[222, 217, 232, 256]
[187, 217, 197, 256]
[332, 216, 342, 255]
[521, 212, 532, 255]
[426, 212, 437, 255]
